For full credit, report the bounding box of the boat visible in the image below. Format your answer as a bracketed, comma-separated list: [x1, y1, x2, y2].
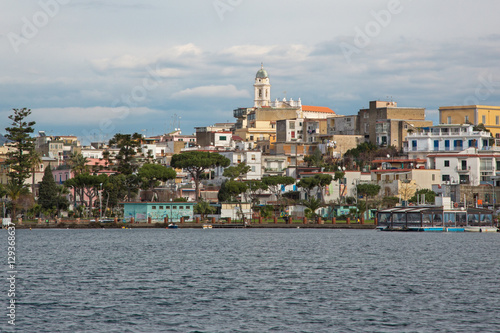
[202, 224, 212, 229]
[167, 223, 178, 229]
[376, 198, 497, 233]
[464, 226, 498, 233]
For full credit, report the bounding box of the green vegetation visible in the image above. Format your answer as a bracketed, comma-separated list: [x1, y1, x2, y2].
[171, 151, 230, 201]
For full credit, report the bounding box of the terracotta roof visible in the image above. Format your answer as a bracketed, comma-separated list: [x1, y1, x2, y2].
[302, 105, 335, 114]
[232, 135, 244, 141]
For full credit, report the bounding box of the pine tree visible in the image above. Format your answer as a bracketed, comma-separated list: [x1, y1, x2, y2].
[38, 165, 59, 211]
[5, 108, 36, 189]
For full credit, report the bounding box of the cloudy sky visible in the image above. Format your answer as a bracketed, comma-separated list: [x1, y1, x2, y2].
[1, 0, 500, 143]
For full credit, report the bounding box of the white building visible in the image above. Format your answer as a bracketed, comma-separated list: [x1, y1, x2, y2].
[276, 119, 304, 142]
[427, 148, 500, 186]
[216, 150, 263, 180]
[404, 124, 493, 161]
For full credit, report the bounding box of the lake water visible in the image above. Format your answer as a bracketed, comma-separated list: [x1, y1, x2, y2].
[1, 228, 499, 332]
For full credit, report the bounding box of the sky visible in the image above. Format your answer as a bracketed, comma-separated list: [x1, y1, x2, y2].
[1, 0, 500, 144]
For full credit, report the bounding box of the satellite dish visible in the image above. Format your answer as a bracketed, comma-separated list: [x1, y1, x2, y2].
[387, 154, 390, 158]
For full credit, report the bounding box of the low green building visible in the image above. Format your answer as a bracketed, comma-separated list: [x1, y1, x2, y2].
[122, 202, 195, 223]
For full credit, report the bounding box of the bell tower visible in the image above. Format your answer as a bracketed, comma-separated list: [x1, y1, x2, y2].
[254, 63, 271, 108]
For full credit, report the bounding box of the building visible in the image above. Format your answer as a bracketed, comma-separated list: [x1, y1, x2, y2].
[370, 157, 440, 198]
[427, 148, 500, 186]
[123, 202, 195, 222]
[439, 105, 500, 139]
[234, 65, 335, 143]
[404, 124, 493, 161]
[328, 115, 358, 135]
[216, 150, 263, 180]
[358, 100, 432, 150]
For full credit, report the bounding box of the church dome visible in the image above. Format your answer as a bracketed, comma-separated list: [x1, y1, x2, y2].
[256, 67, 268, 79]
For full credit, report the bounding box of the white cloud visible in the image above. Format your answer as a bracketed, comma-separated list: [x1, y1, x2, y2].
[171, 85, 250, 99]
[31, 106, 161, 126]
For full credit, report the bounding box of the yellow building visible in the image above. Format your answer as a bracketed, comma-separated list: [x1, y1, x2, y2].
[439, 105, 500, 138]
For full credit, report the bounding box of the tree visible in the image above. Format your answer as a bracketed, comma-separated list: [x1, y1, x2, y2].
[171, 151, 230, 201]
[65, 173, 108, 215]
[109, 133, 142, 175]
[302, 197, 323, 221]
[357, 183, 381, 208]
[262, 175, 295, 215]
[27, 151, 42, 195]
[38, 165, 59, 211]
[138, 163, 176, 201]
[303, 148, 323, 167]
[4, 108, 36, 189]
[223, 162, 251, 180]
[68, 152, 89, 176]
[5, 182, 29, 218]
[297, 177, 319, 199]
[297, 174, 333, 202]
[102, 174, 128, 214]
[194, 200, 215, 221]
[409, 189, 436, 204]
[382, 196, 400, 208]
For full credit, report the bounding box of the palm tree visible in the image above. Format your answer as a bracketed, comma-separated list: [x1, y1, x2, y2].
[302, 197, 324, 222]
[69, 152, 89, 176]
[5, 182, 28, 219]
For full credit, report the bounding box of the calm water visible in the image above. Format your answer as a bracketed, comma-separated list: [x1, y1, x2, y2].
[1, 228, 499, 332]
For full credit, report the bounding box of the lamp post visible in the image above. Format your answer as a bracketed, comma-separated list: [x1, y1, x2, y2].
[99, 183, 103, 220]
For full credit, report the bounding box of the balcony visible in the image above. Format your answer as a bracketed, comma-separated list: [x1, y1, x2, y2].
[456, 166, 470, 173]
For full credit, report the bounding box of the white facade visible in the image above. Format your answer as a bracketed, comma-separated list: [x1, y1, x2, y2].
[405, 124, 493, 160]
[427, 149, 500, 186]
[254, 65, 271, 108]
[217, 150, 263, 180]
[276, 119, 304, 142]
[214, 132, 233, 148]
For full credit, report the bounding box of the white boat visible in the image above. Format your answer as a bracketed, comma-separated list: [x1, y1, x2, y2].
[202, 224, 212, 229]
[464, 226, 498, 233]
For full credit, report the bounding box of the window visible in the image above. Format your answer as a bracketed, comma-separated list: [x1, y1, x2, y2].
[290, 122, 295, 129]
[434, 140, 439, 151]
[219, 136, 227, 141]
[173, 206, 177, 209]
[442, 175, 450, 182]
[444, 160, 450, 167]
[447, 116, 452, 124]
[482, 115, 486, 124]
[179, 206, 184, 209]
[432, 174, 435, 181]
[159, 206, 163, 209]
[251, 166, 255, 172]
[496, 116, 499, 125]
[444, 140, 450, 151]
[152, 206, 156, 209]
[251, 154, 255, 161]
[454, 140, 463, 149]
[461, 160, 467, 170]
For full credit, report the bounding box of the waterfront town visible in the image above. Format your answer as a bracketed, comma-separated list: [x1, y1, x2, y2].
[2, 65, 500, 229]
